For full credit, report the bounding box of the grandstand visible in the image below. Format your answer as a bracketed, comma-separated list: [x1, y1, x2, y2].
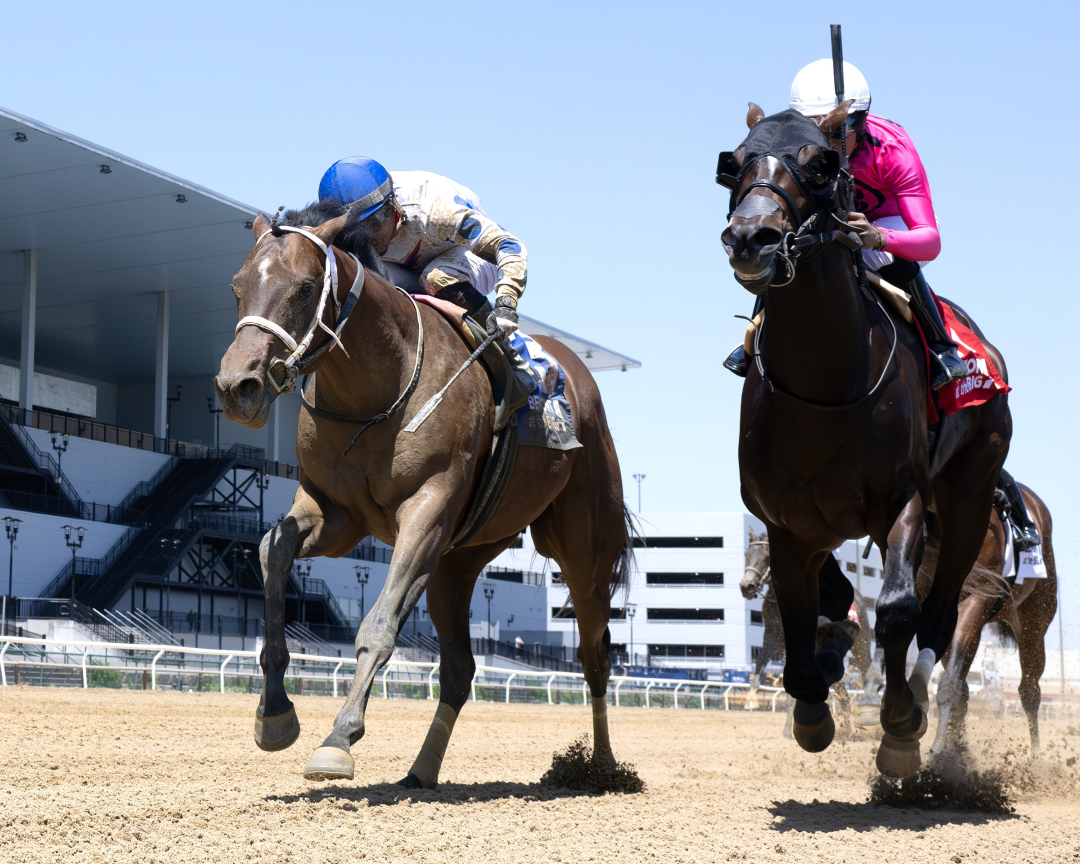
[0, 106, 638, 664]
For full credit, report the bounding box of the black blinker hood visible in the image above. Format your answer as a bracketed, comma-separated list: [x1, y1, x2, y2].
[739, 109, 832, 163]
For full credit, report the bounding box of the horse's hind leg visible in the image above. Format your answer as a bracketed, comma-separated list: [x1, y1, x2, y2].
[1017, 602, 1051, 752]
[532, 489, 627, 767]
[874, 492, 929, 777]
[399, 542, 512, 790]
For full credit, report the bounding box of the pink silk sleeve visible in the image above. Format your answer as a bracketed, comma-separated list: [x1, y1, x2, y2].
[880, 193, 941, 262]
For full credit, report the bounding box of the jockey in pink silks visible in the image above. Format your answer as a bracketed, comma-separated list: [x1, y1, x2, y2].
[725, 59, 967, 391]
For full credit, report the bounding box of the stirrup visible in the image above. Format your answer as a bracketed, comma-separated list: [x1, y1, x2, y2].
[724, 345, 748, 378]
[929, 346, 967, 390]
[1012, 522, 1042, 552]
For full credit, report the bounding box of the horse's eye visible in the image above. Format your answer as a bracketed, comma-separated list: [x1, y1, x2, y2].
[298, 283, 314, 298]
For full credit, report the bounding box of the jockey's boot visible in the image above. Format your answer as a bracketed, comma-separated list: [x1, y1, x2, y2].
[998, 468, 1041, 551]
[906, 270, 967, 390]
[435, 281, 493, 324]
[724, 295, 765, 378]
[724, 345, 748, 377]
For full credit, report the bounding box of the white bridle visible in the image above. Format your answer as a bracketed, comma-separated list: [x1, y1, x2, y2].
[234, 225, 365, 393]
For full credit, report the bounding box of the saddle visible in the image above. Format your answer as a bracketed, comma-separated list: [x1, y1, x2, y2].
[412, 295, 534, 551]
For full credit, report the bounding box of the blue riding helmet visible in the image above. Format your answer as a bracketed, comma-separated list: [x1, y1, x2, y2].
[318, 156, 393, 221]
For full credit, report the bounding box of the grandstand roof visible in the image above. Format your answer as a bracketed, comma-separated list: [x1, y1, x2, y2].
[0, 106, 639, 383]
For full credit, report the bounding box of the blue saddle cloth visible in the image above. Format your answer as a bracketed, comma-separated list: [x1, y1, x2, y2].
[505, 331, 582, 451]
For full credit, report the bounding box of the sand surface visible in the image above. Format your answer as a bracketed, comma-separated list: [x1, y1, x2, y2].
[2, 687, 1080, 863]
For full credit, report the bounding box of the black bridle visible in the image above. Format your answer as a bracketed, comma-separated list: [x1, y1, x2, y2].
[717, 130, 900, 411]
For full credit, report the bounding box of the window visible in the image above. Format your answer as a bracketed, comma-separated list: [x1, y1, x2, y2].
[845, 562, 857, 574]
[863, 566, 875, 578]
[750, 610, 764, 626]
[648, 608, 724, 621]
[551, 606, 626, 620]
[646, 572, 724, 585]
[751, 646, 763, 660]
[632, 536, 724, 548]
[649, 644, 725, 658]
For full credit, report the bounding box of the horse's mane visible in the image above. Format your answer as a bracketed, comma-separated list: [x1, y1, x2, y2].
[279, 200, 389, 278]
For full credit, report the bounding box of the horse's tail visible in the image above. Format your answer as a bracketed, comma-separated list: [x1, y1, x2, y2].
[610, 502, 639, 601]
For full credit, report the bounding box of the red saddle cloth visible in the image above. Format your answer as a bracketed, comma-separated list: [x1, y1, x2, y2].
[918, 291, 1011, 422]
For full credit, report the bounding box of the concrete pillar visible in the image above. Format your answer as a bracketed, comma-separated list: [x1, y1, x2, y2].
[154, 292, 170, 439]
[266, 398, 280, 462]
[19, 250, 37, 414]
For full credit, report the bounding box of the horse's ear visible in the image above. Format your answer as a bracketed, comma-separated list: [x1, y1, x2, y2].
[311, 213, 350, 247]
[252, 213, 271, 241]
[813, 99, 854, 135]
[746, 103, 765, 129]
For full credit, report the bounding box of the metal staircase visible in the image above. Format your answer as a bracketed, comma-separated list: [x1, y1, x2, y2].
[0, 401, 86, 517]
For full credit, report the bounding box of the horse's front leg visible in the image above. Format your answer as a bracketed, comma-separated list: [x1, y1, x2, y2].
[874, 492, 931, 777]
[303, 494, 449, 781]
[768, 528, 835, 753]
[254, 485, 340, 751]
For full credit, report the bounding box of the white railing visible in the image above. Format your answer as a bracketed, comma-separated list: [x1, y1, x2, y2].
[0, 636, 787, 711]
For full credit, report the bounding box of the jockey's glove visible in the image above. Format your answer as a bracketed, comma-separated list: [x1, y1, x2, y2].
[488, 297, 519, 340]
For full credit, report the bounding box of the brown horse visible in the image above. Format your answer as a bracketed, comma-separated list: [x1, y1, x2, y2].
[741, 528, 883, 731]
[719, 104, 1011, 776]
[928, 484, 1057, 754]
[215, 206, 633, 788]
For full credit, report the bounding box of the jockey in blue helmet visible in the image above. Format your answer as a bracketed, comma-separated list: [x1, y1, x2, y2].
[319, 157, 538, 391]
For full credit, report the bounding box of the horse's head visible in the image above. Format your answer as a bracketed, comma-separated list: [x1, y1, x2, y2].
[215, 211, 349, 427]
[718, 101, 851, 293]
[740, 527, 770, 599]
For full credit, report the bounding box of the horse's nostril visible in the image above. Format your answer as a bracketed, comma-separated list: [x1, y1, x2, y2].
[235, 376, 264, 408]
[750, 226, 783, 251]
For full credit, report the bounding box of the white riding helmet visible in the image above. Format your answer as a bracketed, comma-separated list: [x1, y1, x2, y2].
[789, 59, 871, 117]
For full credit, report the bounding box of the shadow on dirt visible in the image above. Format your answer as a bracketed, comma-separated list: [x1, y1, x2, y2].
[266, 780, 603, 808]
[767, 798, 1019, 833]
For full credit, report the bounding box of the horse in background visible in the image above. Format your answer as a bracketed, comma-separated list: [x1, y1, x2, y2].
[926, 483, 1057, 755]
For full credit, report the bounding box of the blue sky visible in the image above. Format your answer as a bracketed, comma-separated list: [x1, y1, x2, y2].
[6, 0, 1079, 647]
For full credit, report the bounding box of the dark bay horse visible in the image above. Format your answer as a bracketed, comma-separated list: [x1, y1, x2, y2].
[741, 528, 883, 730]
[929, 483, 1057, 754]
[720, 104, 1011, 776]
[215, 208, 632, 788]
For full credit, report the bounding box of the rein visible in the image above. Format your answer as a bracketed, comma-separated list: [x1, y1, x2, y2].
[235, 225, 426, 455]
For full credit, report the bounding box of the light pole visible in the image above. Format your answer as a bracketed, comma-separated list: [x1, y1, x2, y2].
[632, 473, 646, 512]
[62, 524, 86, 601]
[3, 517, 21, 636]
[297, 559, 312, 626]
[160, 537, 181, 626]
[166, 385, 182, 442]
[627, 603, 637, 665]
[483, 583, 495, 641]
[207, 396, 223, 449]
[51, 433, 69, 480]
[356, 565, 370, 621]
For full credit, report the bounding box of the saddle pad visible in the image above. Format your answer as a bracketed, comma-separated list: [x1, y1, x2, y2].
[1000, 512, 1046, 585]
[506, 331, 582, 452]
[914, 289, 1011, 423]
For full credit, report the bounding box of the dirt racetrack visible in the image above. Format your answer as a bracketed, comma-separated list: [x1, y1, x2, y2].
[2, 688, 1080, 863]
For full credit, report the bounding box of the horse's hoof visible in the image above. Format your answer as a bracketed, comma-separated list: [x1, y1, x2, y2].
[254, 705, 300, 752]
[398, 772, 426, 790]
[792, 701, 835, 753]
[876, 733, 922, 778]
[304, 746, 354, 781]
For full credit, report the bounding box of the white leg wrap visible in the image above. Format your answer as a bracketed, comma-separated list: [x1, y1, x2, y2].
[408, 703, 458, 789]
[912, 647, 936, 685]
